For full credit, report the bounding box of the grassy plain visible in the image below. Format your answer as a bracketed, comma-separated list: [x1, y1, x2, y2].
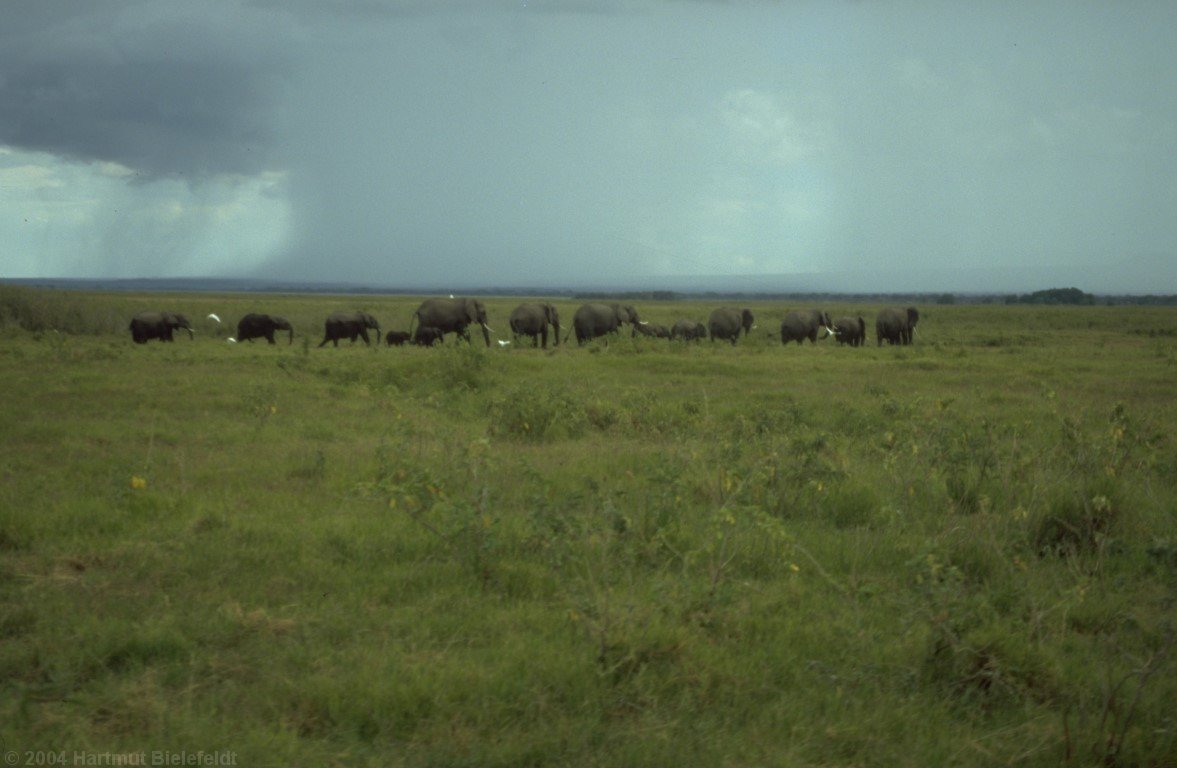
[1, 286, 1175, 766]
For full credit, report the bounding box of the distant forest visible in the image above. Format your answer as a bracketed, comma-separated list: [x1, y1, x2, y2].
[1006, 287, 1097, 305]
[1003, 287, 1177, 306]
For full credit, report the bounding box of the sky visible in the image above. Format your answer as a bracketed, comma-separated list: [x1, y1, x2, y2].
[2, 0, 1176, 294]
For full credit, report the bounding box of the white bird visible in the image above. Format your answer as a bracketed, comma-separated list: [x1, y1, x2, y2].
[207, 313, 221, 323]
[497, 339, 511, 347]
[227, 337, 237, 343]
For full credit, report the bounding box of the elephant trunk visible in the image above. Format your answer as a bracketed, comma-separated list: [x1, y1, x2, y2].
[375, 328, 382, 345]
[553, 323, 561, 346]
[480, 324, 490, 347]
[287, 327, 293, 345]
[185, 327, 195, 340]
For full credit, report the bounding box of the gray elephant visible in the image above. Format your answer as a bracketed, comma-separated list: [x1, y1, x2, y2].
[780, 309, 834, 345]
[129, 311, 194, 343]
[633, 322, 670, 339]
[509, 302, 561, 349]
[411, 297, 491, 346]
[413, 327, 444, 347]
[236, 313, 293, 344]
[876, 307, 920, 346]
[708, 307, 755, 345]
[568, 303, 640, 345]
[831, 316, 866, 347]
[384, 331, 412, 346]
[670, 319, 707, 341]
[318, 311, 381, 347]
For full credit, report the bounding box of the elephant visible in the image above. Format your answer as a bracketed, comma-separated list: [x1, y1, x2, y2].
[633, 322, 670, 339]
[508, 302, 561, 349]
[708, 307, 755, 345]
[876, 307, 920, 346]
[384, 331, 412, 346]
[413, 327, 444, 347]
[129, 311, 194, 343]
[831, 316, 866, 347]
[568, 303, 640, 345]
[411, 297, 491, 346]
[780, 309, 834, 345]
[318, 311, 381, 347]
[670, 319, 707, 341]
[235, 313, 293, 345]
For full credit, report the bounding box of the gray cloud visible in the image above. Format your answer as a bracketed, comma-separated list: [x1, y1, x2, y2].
[0, 1, 293, 179]
[2, 1, 1176, 292]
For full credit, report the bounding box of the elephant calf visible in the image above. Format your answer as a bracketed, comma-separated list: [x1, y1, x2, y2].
[633, 322, 670, 339]
[385, 331, 412, 346]
[670, 319, 707, 341]
[236, 313, 293, 345]
[319, 311, 381, 347]
[413, 327, 444, 347]
[831, 316, 866, 347]
[129, 311, 194, 343]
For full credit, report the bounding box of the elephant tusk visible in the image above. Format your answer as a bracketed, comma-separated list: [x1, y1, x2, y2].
[207, 313, 221, 323]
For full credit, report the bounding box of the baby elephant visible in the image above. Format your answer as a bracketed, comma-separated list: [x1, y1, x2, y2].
[413, 327, 444, 347]
[384, 331, 412, 346]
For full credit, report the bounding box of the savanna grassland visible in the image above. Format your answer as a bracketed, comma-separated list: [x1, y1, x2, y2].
[1, 286, 1175, 767]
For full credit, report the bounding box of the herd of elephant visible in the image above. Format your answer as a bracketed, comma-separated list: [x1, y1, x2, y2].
[128, 299, 920, 349]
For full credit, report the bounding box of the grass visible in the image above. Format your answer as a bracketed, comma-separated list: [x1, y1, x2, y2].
[1, 285, 1175, 766]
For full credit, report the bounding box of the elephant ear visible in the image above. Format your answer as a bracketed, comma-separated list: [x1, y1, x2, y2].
[464, 299, 478, 322]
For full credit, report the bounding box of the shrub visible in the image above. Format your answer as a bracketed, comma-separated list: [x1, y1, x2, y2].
[487, 383, 586, 442]
[1031, 481, 1119, 557]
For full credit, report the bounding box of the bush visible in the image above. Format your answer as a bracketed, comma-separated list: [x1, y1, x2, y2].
[1031, 479, 1119, 557]
[487, 383, 585, 442]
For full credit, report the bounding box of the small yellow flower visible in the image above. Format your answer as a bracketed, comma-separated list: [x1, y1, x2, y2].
[269, 405, 277, 415]
[131, 476, 147, 490]
[789, 563, 800, 573]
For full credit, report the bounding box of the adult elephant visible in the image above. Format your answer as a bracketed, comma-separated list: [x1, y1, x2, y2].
[129, 311, 194, 343]
[876, 307, 920, 346]
[708, 307, 755, 345]
[235, 313, 293, 345]
[318, 311, 381, 347]
[780, 309, 834, 345]
[568, 303, 640, 345]
[670, 319, 707, 341]
[509, 302, 560, 349]
[411, 297, 491, 346]
[831, 316, 866, 347]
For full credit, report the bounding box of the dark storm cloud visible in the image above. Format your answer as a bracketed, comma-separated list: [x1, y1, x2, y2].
[3, 1, 1177, 292]
[0, 1, 293, 179]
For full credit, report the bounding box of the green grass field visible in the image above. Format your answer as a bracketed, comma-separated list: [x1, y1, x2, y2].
[1, 286, 1175, 766]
